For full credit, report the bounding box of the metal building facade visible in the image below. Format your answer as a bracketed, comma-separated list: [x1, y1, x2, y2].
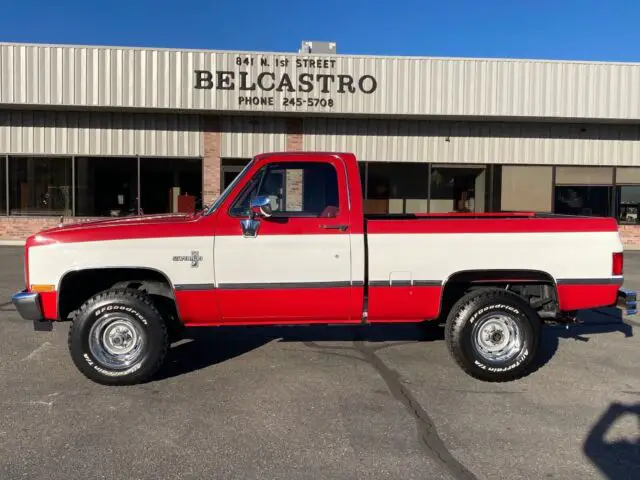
[302, 119, 640, 166]
[3, 42, 640, 121]
[0, 110, 202, 157]
[2, 41, 640, 243]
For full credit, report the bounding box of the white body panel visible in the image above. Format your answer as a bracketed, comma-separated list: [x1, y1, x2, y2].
[27, 230, 622, 292]
[213, 234, 353, 285]
[28, 237, 215, 288]
[367, 231, 623, 284]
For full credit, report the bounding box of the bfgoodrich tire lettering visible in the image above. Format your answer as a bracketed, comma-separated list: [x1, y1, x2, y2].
[68, 288, 168, 386]
[444, 288, 541, 382]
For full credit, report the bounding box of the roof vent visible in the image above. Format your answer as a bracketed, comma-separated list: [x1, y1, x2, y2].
[299, 41, 337, 54]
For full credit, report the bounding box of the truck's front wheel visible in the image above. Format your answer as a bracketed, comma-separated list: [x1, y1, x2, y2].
[68, 288, 168, 385]
[444, 288, 541, 382]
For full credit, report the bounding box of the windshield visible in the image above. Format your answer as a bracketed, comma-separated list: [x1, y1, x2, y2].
[204, 159, 254, 216]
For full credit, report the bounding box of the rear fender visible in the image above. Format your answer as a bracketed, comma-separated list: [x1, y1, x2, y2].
[439, 269, 558, 318]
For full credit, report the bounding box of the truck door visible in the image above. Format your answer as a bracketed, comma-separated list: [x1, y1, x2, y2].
[213, 157, 356, 323]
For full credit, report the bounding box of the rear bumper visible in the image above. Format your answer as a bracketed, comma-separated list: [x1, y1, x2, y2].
[12, 290, 43, 321]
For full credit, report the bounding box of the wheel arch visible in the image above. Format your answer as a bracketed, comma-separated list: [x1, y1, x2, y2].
[438, 268, 559, 319]
[57, 266, 177, 322]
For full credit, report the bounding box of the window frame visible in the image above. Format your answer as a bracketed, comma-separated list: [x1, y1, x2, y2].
[614, 184, 640, 225]
[227, 160, 342, 219]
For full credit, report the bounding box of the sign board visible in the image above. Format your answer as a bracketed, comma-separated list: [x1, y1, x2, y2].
[194, 54, 377, 111]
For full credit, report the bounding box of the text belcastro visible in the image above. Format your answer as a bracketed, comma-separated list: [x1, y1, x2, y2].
[194, 70, 378, 95]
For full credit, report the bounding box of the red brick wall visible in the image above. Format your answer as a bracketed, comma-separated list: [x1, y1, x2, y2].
[0, 217, 103, 240]
[619, 225, 640, 249]
[203, 116, 222, 206]
[286, 118, 304, 152]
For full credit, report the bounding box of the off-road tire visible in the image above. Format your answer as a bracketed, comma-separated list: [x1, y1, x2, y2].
[68, 288, 168, 386]
[444, 288, 541, 382]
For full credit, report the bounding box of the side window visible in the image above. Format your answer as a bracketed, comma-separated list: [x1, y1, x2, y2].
[230, 162, 340, 217]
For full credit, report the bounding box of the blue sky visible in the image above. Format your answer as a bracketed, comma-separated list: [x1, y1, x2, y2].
[0, 0, 638, 61]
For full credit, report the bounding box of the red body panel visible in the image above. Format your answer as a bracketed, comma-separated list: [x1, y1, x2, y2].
[367, 286, 442, 322]
[175, 290, 221, 325]
[557, 284, 620, 311]
[366, 216, 619, 234]
[40, 292, 58, 320]
[216, 287, 355, 323]
[31, 213, 213, 245]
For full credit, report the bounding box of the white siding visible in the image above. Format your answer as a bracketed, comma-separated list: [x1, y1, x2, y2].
[220, 116, 286, 158]
[303, 118, 640, 166]
[0, 110, 202, 157]
[3, 42, 640, 120]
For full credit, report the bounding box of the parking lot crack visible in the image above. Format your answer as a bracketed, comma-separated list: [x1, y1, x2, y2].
[354, 341, 478, 480]
[21, 341, 53, 361]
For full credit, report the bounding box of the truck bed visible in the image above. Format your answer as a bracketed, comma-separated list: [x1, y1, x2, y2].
[361, 210, 622, 320]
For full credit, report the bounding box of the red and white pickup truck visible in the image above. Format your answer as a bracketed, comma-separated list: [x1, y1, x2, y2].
[12, 152, 625, 385]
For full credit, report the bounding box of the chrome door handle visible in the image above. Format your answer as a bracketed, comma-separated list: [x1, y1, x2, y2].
[320, 224, 348, 231]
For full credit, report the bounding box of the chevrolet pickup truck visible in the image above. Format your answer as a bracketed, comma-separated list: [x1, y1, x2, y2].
[12, 152, 625, 386]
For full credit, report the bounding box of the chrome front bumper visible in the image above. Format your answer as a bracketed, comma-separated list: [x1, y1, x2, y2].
[11, 290, 52, 331]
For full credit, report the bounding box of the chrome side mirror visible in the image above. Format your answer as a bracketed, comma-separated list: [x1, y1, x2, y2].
[250, 195, 272, 218]
[241, 195, 272, 238]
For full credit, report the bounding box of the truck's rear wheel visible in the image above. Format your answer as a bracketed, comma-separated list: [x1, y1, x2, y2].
[444, 288, 541, 382]
[68, 288, 168, 385]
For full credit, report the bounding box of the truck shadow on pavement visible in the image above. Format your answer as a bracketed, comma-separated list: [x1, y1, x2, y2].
[156, 307, 634, 382]
[156, 322, 447, 381]
[583, 402, 640, 479]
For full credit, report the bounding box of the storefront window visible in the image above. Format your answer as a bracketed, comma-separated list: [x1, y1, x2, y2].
[75, 157, 138, 217]
[554, 186, 613, 217]
[430, 166, 487, 213]
[365, 162, 429, 214]
[9, 156, 72, 216]
[616, 186, 640, 224]
[140, 158, 202, 214]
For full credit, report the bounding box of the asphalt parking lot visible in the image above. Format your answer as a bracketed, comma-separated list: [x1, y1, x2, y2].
[0, 247, 639, 480]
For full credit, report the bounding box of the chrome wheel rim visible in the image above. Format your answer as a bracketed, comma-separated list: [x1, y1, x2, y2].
[89, 313, 146, 370]
[472, 314, 523, 363]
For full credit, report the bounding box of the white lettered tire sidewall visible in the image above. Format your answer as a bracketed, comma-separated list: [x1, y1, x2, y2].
[445, 289, 541, 382]
[68, 289, 168, 386]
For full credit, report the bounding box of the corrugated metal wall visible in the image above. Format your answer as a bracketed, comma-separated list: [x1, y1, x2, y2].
[3, 42, 640, 120]
[220, 116, 286, 158]
[0, 110, 202, 156]
[303, 118, 640, 166]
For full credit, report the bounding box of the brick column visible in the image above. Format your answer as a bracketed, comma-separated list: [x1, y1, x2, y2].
[286, 118, 304, 152]
[619, 224, 640, 250]
[203, 116, 222, 206]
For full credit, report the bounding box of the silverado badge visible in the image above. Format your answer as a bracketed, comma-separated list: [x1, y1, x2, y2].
[172, 251, 203, 268]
